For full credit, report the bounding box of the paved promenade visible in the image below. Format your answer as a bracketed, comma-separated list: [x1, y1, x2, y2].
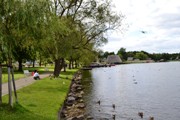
[2, 73, 51, 96]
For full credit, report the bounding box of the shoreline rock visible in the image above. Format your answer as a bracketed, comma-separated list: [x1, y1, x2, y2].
[58, 71, 87, 120]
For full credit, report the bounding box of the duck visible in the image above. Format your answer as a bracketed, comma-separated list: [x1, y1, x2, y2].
[138, 112, 143, 118]
[112, 114, 115, 120]
[97, 100, 100, 105]
[149, 116, 154, 120]
[112, 104, 115, 109]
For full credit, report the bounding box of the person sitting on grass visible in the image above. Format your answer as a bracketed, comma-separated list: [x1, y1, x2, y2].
[33, 70, 40, 80]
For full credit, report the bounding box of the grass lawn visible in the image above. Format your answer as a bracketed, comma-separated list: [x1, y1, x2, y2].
[2, 73, 25, 83]
[0, 69, 78, 120]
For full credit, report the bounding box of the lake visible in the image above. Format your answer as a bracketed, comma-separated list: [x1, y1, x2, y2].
[82, 62, 180, 120]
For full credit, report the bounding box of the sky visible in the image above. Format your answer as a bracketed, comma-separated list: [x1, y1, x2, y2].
[100, 0, 180, 54]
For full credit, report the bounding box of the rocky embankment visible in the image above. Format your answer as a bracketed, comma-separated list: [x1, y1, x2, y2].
[58, 71, 91, 120]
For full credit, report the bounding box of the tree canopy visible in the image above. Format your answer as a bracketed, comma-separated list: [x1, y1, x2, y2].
[0, 0, 123, 75]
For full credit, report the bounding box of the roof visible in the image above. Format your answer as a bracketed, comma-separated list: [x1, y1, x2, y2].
[107, 55, 122, 64]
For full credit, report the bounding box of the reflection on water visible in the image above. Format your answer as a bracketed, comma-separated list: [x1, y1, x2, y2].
[82, 62, 180, 120]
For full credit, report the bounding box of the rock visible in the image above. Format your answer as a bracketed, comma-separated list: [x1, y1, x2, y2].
[72, 83, 78, 89]
[59, 72, 86, 120]
[76, 103, 85, 109]
[86, 116, 94, 119]
[67, 96, 76, 102]
[77, 87, 82, 90]
[66, 96, 76, 106]
[76, 93, 82, 98]
[67, 117, 78, 120]
[80, 91, 84, 95]
[77, 114, 85, 119]
[79, 99, 84, 103]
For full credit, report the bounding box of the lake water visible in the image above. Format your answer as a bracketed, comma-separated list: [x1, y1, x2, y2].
[82, 62, 180, 120]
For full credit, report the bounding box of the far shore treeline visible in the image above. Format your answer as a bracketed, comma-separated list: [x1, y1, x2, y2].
[98, 47, 180, 62]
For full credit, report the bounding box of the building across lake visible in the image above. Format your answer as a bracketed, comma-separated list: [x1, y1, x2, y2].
[106, 55, 122, 64]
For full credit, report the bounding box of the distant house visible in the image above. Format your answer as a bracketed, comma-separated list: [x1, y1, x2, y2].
[107, 55, 122, 64]
[134, 59, 140, 62]
[127, 57, 133, 61]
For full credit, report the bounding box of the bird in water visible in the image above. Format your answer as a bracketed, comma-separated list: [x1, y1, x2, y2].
[149, 116, 154, 120]
[97, 100, 100, 105]
[138, 112, 143, 118]
[112, 104, 115, 109]
[112, 114, 116, 120]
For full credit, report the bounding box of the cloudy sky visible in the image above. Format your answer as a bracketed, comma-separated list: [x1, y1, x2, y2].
[101, 0, 180, 54]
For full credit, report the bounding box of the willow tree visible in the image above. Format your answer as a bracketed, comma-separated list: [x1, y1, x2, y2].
[42, 0, 123, 77]
[41, 16, 73, 77]
[0, 0, 49, 106]
[0, 0, 20, 106]
[10, 0, 50, 71]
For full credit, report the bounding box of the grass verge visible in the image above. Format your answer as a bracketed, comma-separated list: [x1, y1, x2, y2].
[0, 69, 78, 120]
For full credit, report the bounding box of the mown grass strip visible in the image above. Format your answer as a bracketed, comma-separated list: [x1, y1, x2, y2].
[0, 69, 78, 120]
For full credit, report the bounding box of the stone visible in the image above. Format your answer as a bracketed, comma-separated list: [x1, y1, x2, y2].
[76, 103, 85, 109]
[67, 96, 76, 102]
[72, 83, 78, 88]
[86, 116, 94, 119]
[77, 114, 85, 119]
[80, 91, 84, 95]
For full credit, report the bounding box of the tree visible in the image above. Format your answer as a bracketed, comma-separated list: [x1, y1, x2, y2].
[0, 0, 49, 106]
[42, 0, 123, 77]
[117, 47, 127, 61]
[134, 52, 148, 60]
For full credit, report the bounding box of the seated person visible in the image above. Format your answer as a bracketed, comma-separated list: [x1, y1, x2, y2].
[33, 70, 40, 80]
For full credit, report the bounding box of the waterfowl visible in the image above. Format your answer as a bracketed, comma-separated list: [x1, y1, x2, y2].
[138, 112, 143, 118]
[112, 114, 115, 120]
[112, 104, 115, 109]
[97, 100, 100, 105]
[149, 116, 154, 120]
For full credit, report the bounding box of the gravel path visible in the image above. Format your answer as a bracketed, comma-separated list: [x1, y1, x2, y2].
[2, 73, 51, 96]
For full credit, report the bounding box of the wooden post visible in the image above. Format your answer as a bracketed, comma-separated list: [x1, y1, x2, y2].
[11, 67, 18, 103]
[8, 66, 13, 107]
[0, 63, 2, 105]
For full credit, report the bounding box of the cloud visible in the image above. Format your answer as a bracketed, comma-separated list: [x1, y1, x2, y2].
[101, 0, 180, 53]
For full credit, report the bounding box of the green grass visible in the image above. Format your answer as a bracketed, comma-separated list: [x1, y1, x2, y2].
[0, 69, 78, 120]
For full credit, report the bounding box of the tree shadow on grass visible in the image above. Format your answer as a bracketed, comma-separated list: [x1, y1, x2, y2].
[0, 103, 54, 120]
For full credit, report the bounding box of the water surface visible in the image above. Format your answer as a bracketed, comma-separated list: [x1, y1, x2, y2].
[82, 62, 180, 120]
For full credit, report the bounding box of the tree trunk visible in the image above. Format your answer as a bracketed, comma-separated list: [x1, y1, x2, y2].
[8, 66, 13, 107]
[60, 58, 65, 71]
[54, 59, 61, 77]
[69, 61, 71, 69]
[18, 59, 23, 72]
[75, 60, 77, 68]
[39, 54, 42, 67]
[69, 56, 72, 69]
[11, 67, 18, 103]
[72, 60, 74, 69]
[54, 58, 65, 77]
[32, 60, 35, 67]
[0, 63, 2, 105]
[63, 62, 66, 72]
